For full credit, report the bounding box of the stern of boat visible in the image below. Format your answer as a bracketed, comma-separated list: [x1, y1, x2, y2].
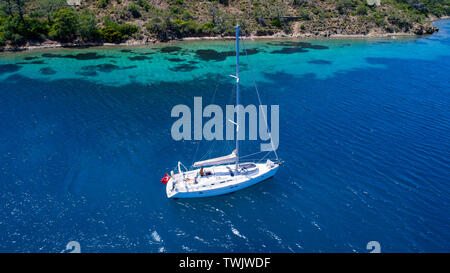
[166, 177, 177, 198]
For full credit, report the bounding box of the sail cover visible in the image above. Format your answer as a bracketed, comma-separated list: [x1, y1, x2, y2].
[193, 151, 237, 168]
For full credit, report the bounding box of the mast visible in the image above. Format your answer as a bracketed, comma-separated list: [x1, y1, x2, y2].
[235, 25, 240, 171]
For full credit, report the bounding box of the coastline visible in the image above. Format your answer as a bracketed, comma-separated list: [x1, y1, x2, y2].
[0, 32, 423, 53]
[2, 17, 449, 53]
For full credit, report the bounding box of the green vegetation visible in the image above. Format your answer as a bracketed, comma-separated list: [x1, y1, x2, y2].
[48, 8, 78, 42]
[0, 0, 449, 48]
[128, 4, 141, 18]
[100, 17, 139, 43]
[96, 0, 110, 9]
[78, 11, 100, 42]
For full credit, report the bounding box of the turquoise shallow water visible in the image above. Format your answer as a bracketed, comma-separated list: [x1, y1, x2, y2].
[0, 20, 449, 252]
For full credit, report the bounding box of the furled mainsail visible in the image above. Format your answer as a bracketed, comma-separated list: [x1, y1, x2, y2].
[193, 151, 237, 167]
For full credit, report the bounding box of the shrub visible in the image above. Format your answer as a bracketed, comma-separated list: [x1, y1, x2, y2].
[96, 0, 110, 9]
[371, 11, 386, 27]
[200, 22, 215, 34]
[181, 10, 193, 20]
[100, 18, 138, 43]
[356, 5, 368, 15]
[136, 0, 154, 12]
[387, 13, 412, 31]
[269, 18, 282, 28]
[299, 9, 311, 20]
[173, 19, 199, 36]
[146, 17, 176, 41]
[385, 25, 395, 33]
[337, 0, 357, 15]
[128, 4, 141, 18]
[100, 26, 123, 43]
[118, 24, 139, 38]
[169, 5, 182, 14]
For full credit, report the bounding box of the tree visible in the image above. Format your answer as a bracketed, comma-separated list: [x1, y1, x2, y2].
[39, 0, 68, 24]
[49, 8, 78, 42]
[207, 2, 217, 25]
[100, 17, 138, 43]
[146, 16, 174, 41]
[0, 0, 29, 22]
[1, 0, 14, 17]
[14, 0, 27, 23]
[78, 10, 99, 42]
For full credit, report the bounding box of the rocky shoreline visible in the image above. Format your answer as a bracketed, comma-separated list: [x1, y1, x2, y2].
[1, 17, 448, 53]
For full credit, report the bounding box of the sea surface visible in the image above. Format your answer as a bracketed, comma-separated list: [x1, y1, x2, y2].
[0, 20, 449, 253]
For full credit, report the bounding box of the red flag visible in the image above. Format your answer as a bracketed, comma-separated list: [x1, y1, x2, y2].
[160, 173, 170, 184]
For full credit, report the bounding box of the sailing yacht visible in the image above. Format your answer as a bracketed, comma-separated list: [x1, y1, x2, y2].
[165, 25, 280, 199]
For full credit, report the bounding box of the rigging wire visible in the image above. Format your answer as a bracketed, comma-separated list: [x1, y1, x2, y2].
[191, 42, 236, 167]
[241, 37, 281, 164]
[257, 151, 271, 164]
[238, 150, 266, 159]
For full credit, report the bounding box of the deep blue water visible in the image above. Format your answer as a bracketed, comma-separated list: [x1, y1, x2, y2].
[0, 20, 449, 253]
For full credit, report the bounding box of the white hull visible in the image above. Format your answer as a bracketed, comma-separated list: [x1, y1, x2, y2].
[166, 161, 279, 198]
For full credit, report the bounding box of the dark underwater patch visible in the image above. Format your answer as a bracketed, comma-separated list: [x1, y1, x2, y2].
[72, 52, 111, 60]
[169, 64, 198, 72]
[120, 49, 133, 53]
[160, 46, 182, 53]
[39, 67, 57, 75]
[24, 56, 40, 61]
[271, 47, 308, 54]
[305, 44, 328, 50]
[41, 53, 66, 58]
[30, 60, 46, 64]
[242, 48, 262, 55]
[42, 52, 111, 60]
[268, 41, 328, 50]
[195, 49, 232, 61]
[0, 64, 22, 75]
[229, 63, 248, 69]
[81, 64, 119, 73]
[16, 60, 46, 65]
[76, 71, 98, 77]
[167, 58, 185, 62]
[138, 52, 155, 55]
[128, 55, 151, 61]
[307, 59, 332, 65]
[122, 65, 138, 70]
[81, 64, 137, 73]
[195, 48, 261, 61]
